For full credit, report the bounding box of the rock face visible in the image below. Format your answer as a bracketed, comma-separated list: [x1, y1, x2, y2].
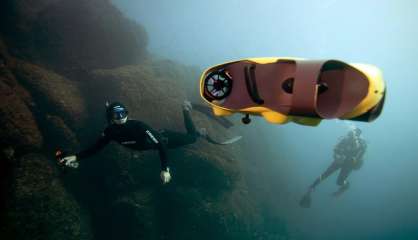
[0, 39, 43, 150]
[0, 77, 42, 149]
[2, 154, 89, 240]
[0, 38, 89, 239]
[0, 0, 287, 239]
[0, 0, 148, 71]
[12, 61, 87, 127]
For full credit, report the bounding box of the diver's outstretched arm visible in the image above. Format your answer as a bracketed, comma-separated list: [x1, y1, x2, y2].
[76, 133, 111, 159]
[59, 132, 111, 168]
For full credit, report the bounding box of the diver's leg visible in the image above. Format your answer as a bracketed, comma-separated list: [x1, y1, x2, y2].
[309, 161, 341, 190]
[336, 166, 352, 186]
[160, 130, 197, 149]
[300, 161, 341, 208]
[155, 101, 201, 149]
[300, 160, 341, 208]
[182, 100, 199, 136]
[332, 166, 352, 197]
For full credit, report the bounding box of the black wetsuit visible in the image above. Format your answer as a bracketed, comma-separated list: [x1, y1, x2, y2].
[76, 110, 199, 171]
[310, 134, 367, 189]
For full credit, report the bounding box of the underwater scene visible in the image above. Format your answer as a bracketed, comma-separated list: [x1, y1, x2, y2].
[0, 0, 417, 239]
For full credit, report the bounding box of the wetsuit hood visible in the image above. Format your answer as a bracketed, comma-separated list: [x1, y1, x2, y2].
[106, 101, 129, 124]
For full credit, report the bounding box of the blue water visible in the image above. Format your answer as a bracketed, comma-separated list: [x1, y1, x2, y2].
[112, 1, 418, 239]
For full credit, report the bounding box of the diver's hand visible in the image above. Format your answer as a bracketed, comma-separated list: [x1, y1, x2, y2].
[59, 155, 79, 169]
[160, 168, 171, 184]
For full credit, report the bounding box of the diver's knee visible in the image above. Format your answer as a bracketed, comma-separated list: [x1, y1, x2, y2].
[191, 135, 198, 143]
[337, 179, 348, 186]
[184, 134, 198, 145]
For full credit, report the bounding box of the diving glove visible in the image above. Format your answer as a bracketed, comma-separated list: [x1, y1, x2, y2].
[60, 155, 79, 168]
[160, 168, 171, 184]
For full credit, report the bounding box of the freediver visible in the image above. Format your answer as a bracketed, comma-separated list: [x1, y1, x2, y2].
[59, 101, 241, 184]
[299, 127, 367, 208]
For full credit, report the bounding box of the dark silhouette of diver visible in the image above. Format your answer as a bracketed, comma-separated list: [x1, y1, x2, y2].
[300, 127, 367, 208]
[59, 101, 241, 184]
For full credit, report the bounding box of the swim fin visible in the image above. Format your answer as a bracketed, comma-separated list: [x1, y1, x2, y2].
[191, 103, 234, 128]
[205, 135, 243, 145]
[299, 191, 312, 208]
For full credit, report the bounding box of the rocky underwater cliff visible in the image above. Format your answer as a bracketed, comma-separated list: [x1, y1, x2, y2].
[0, 0, 289, 239]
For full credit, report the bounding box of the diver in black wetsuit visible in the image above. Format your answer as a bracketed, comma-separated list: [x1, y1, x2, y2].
[300, 127, 367, 208]
[59, 101, 202, 184]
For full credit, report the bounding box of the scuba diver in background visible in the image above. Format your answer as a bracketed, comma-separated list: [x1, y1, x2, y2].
[299, 127, 367, 208]
[58, 100, 241, 184]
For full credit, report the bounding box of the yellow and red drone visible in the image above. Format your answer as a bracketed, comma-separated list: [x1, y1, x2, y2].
[200, 57, 385, 126]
